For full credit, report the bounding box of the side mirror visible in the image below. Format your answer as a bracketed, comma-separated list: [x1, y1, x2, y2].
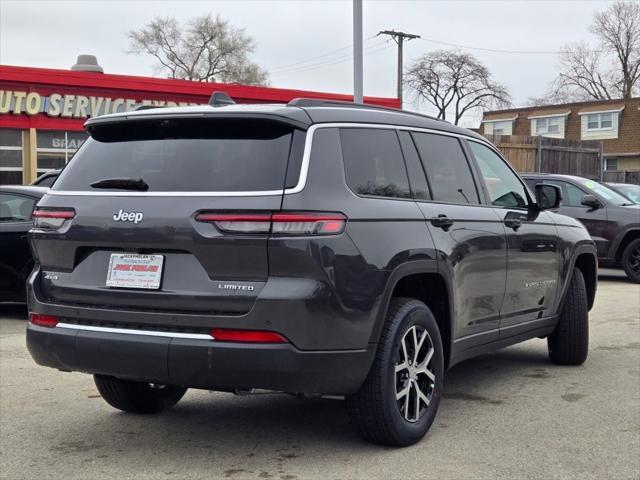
[535, 183, 562, 210]
[581, 194, 601, 209]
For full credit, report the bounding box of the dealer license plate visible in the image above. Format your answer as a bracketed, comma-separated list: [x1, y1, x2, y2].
[106, 254, 164, 290]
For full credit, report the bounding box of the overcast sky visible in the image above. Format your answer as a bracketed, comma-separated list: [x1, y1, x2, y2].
[0, 0, 614, 126]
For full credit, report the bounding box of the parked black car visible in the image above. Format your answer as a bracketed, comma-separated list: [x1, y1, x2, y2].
[26, 97, 597, 447]
[523, 174, 640, 282]
[32, 169, 61, 188]
[0, 185, 48, 303]
[604, 182, 640, 205]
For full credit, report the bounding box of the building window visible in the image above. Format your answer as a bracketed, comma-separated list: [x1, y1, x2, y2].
[586, 112, 613, 130]
[36, 130, 88, 176]
[485, 120, 513, 136]
[535, 117, 562, 135]
[604, 158, 618, 171]
[0, 129, 23, 185]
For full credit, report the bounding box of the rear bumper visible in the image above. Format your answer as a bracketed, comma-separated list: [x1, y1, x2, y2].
[26, 323, 375, 394]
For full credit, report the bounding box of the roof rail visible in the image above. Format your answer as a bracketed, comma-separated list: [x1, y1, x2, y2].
[133, 104, 166, 111]
[209, 91, 236, 107]
[287, 97, 442, 122]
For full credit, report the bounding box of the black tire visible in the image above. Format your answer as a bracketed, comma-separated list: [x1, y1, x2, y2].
[548, 268, 589, 365]
[94, 375, 187, 414]
[621, 238, 640, 283]
[346, 297, 444, 447]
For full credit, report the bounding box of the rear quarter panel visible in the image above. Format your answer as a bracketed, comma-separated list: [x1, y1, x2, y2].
[277, 127, 438, 350]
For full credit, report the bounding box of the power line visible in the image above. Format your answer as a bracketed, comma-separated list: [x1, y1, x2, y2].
[269, 35, 377, 72]
[270, 39, 387, 74]
[270, 40, 390, 76]
[270, 43, 394, 77]
[418, 36, 564, 55]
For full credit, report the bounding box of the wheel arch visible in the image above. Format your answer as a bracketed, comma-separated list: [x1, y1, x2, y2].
[574, 252, 597, 310]
[559, 243, 597, 312]
[370, 261, 452, 369]
[614, 229, 640, 263]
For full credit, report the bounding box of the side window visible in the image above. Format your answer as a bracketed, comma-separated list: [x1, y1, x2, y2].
[411, 132, 480, 205]
[340, 128, 411, 199]
[397, 131, 430, 200]
[468, 141, 529, 208]
[548, 181, 585, 207]
[0, 193, 36, 222]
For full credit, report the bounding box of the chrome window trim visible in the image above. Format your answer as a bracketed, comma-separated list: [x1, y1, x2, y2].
[46, 122, 492, 198]
[56, 322, 213, 340]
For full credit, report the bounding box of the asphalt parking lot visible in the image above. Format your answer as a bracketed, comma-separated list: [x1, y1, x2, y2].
[1, 270, 638, 480]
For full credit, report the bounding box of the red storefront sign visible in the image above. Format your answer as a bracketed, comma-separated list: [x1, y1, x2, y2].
[0, 65, 400, 132]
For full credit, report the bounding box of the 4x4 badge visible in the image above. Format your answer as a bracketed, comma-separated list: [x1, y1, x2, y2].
[113, 209, 144, 224]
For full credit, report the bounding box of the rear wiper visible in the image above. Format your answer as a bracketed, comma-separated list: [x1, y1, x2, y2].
[90, 177, 149, 191]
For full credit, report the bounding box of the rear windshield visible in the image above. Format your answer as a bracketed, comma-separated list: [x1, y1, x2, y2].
[53, 118, 300, 192]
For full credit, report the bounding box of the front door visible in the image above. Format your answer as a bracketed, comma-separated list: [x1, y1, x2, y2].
[466, 141, 561, 333]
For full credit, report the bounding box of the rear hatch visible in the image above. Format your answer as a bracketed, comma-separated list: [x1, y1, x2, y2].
[31, 115, 306, 315]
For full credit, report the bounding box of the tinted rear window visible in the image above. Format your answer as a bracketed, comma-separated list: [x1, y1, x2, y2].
[54, 118, 298, 192]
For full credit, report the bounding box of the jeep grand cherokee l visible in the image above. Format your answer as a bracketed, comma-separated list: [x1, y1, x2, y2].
[26, 97, 597, 447]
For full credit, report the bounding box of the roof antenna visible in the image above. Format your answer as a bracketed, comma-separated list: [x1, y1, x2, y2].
[209, 91, 236, 107]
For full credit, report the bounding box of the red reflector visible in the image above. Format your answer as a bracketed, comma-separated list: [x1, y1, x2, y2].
[32, 209, 75, 219]
[210, 328, 287, 343]
[29, 313, 59, 328]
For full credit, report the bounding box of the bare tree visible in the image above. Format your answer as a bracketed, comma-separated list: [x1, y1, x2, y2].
[544, 1, 639, 102]
[128, 14, 268, 85]
[405, 50, 511, 125]
[592, 1, 640, 98]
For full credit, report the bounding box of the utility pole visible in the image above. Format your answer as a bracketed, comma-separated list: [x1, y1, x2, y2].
[353, 0, 363, 103]
[378, 30, 420, 106]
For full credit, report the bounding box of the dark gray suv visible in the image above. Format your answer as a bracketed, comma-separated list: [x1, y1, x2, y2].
[26, 98, 597, 446]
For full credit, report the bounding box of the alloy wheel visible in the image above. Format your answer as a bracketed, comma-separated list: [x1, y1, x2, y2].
[629, 245, 640, 273]
[395, 325, 436, 423]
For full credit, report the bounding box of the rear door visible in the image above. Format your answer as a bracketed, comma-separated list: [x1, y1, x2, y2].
[409, 131, 507, 347]
[31, 117, 304, 317]
[466, 141, 560, 332]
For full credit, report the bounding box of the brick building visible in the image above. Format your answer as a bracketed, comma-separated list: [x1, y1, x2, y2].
[480, 97, 640, 173]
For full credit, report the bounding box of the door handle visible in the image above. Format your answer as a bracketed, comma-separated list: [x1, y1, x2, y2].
[504, 218, 522, 230]
[430, 215, 455, 231]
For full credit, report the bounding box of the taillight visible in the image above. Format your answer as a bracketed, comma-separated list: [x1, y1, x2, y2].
[32, 209, 75, 230]
[195, 213, 272, 234]
[271, 212, 346, 235]
[210, 328, 287, 343]
[195, 211, 346, 235]
[29, 313, 59, 328]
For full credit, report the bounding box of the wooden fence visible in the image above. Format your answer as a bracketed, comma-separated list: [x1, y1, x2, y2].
[602, 170, 640, 185]
[484, 134, 602, 180]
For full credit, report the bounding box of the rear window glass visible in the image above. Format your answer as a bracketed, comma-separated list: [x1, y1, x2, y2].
[53, 118, 299, 192]
[340, 128, 411, 199]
